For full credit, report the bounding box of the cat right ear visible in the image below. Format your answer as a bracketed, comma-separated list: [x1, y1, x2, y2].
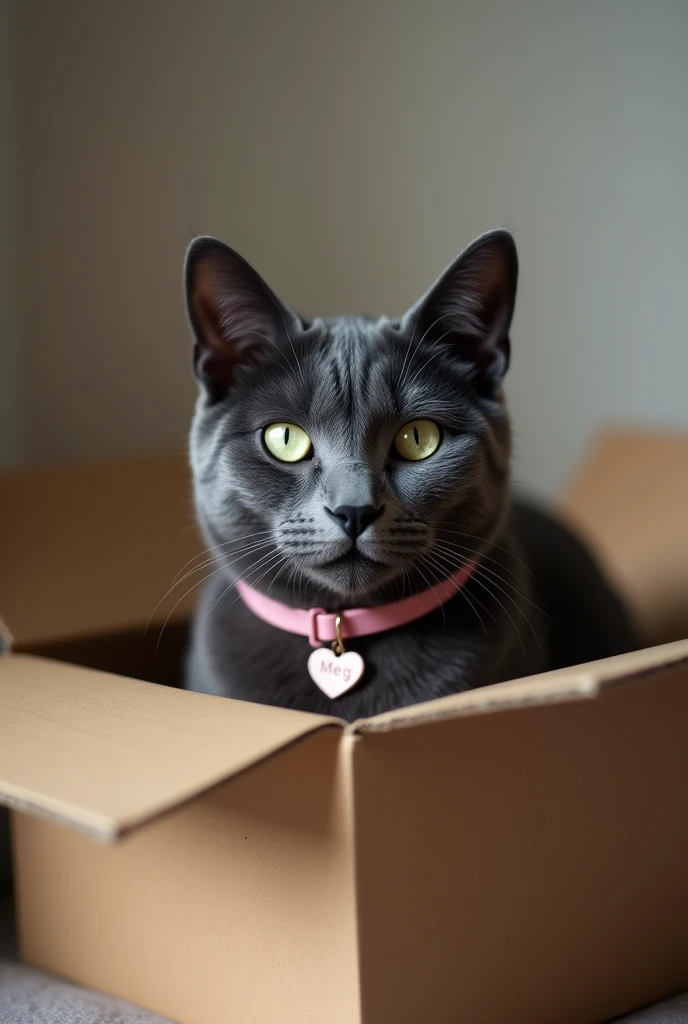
[184, 237, 299, 401]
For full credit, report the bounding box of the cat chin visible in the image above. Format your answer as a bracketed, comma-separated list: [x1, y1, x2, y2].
[301, 555, 405, 603]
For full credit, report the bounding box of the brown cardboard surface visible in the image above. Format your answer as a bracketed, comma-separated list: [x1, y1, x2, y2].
[560, 429, 688, 645]
[0, 454, 202, 647]
[13, 731, 361, 1024]
[25, 619, 192, 690]
[353, 637, 688, 732]
[0, 655, 341, 840]
[352, 660, 688, 1024]
[10, 650, 688, 1024]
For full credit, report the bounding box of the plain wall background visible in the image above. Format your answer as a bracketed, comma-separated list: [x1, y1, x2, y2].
[6, 0, 688, 494]
[0, 0, 19, 467]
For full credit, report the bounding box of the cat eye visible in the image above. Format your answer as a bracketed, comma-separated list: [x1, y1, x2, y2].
[393, 419, 441, 461]
[263, 422, 313, 462]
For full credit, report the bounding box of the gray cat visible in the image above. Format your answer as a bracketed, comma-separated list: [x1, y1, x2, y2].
[184, 230, 636, 721]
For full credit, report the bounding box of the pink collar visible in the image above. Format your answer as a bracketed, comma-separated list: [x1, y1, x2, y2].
[236, 558, 478, 648]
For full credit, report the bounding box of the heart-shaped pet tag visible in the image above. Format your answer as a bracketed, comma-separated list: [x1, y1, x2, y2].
[307, 647, 365, 699]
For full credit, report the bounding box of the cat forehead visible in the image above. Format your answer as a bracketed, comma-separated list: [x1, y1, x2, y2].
[242, 313, 453, 425]
[316, 315, 398, 343]
[306, 317, 402, 390]
[241, 315, 404, 426]
[304, 315, 402, 364]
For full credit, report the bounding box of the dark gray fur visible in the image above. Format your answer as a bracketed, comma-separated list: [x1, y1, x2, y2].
[184, 231, 636, 721]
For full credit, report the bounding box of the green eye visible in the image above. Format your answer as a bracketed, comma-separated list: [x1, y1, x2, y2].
[263, 422, 312, 462]
[394, 419, 441, 461]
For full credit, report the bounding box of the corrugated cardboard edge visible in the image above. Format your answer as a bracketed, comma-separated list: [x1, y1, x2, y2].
[0, 654, 346, 843]
[111, 723, 347, 842]
[0, 787, 114, 842]
[349, 639, 688, 734]
[1, 725, 345, 844]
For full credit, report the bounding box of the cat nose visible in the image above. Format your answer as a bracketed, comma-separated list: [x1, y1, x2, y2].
[326, 504, 384, 540]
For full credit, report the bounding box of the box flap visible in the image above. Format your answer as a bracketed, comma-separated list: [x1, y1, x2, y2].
[559, 429, 688, 645]
[352, 638, 688, 733]
[0, 455, 203, 647]
[0, 655, 342, 841]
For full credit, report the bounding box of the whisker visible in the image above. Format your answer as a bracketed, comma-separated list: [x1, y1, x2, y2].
[170, 536, 274, 592]
[285, 561, 298, 599]
[395, 316, 418, 393]
[433, 541, 551, 622]
[170, 531, 273, 586]
[278, 309, 308, 393]
[220, 552, 291, 618]
[424, 550, 492, 638]
[435, 524, 535, 578]
[435, 541, 523, 586]
[198, 548, 284, 629]
[403, 327, 456, 391]
[432, 547, 531, 657]
[399, 564, 410, 601]
[435, 545, 551, 640]
[414, 557, 447, 632]
[152, 541, 275, 646]
[474, 575, 529, 656]
[397, 311, 458, 393]
[229, 328, 302, 389]
[146, 538, 274, 635]
[266, 554, 291, 596]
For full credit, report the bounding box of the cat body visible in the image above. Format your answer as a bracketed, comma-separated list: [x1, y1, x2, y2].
[183, 232, 636, 721]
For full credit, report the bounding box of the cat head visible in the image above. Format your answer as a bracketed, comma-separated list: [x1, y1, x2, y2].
[185, 230, 517, 606]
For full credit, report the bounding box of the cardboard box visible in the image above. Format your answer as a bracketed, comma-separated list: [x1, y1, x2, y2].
[1, 431, 687, 1024]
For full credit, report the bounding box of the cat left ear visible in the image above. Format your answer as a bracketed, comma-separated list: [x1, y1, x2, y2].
[184, 237, 300, 401]
[403, 229, 518, 394]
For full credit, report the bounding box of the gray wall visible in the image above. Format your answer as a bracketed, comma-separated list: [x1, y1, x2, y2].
[11, 0, 688, 494]
[0, 0, 19, 468]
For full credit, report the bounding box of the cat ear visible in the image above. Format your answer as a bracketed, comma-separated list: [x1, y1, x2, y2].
[403, 229, 518, 393]
[184, 237, 300, 400]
